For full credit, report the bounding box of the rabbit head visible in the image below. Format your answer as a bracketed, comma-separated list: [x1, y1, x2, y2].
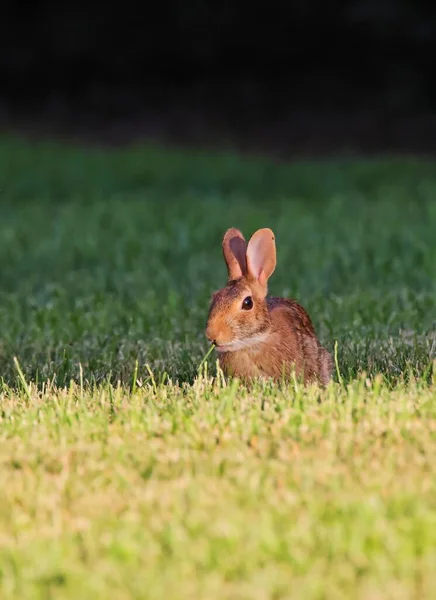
[206, 227, 276, 352]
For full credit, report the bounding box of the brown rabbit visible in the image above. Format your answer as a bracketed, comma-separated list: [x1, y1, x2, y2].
[205, 227, 333, 385]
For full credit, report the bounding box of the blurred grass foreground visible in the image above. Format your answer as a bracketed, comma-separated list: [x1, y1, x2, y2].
[0, 136, 435, 599]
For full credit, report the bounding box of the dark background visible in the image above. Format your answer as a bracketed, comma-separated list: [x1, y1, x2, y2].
[1, 0, 436, 156]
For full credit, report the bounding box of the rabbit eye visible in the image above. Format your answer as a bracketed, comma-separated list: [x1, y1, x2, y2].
[242, 296, 253, 310]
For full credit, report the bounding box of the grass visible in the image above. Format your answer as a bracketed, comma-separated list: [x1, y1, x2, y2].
[0, 135, 435, 598]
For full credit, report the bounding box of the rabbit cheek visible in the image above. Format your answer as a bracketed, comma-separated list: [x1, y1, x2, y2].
[235, 309, 258, 338]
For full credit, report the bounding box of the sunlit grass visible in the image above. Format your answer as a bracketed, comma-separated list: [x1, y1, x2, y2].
[1, 372, 436, 599]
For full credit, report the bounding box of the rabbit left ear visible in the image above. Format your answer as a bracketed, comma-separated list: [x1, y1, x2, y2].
[246, 228, 276, 287]
[222, 228, 247, 280]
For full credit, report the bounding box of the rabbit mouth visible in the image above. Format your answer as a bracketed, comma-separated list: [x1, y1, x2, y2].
[216, 331, 270, 353]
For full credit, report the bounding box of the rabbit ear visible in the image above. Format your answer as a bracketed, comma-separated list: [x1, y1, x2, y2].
[246, 228, 276, 287]
[222, 228, 247, 280]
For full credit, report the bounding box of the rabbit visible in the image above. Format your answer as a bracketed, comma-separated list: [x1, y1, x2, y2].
[205, 227, 333, 386]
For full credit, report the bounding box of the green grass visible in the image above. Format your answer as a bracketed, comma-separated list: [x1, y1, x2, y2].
[0, 135, 435, 598]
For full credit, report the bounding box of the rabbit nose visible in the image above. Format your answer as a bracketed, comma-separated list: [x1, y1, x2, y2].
[205, 327, 216, 345]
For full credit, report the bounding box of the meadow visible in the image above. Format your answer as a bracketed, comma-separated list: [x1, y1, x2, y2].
[0, 136, 435, 599]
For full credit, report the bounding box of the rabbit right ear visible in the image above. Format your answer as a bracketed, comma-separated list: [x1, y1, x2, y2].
[246, 228, 276, 288]
[222, 228, 247, 280]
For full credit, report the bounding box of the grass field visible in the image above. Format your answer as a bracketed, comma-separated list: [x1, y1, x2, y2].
[0, 136, 435, 599]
